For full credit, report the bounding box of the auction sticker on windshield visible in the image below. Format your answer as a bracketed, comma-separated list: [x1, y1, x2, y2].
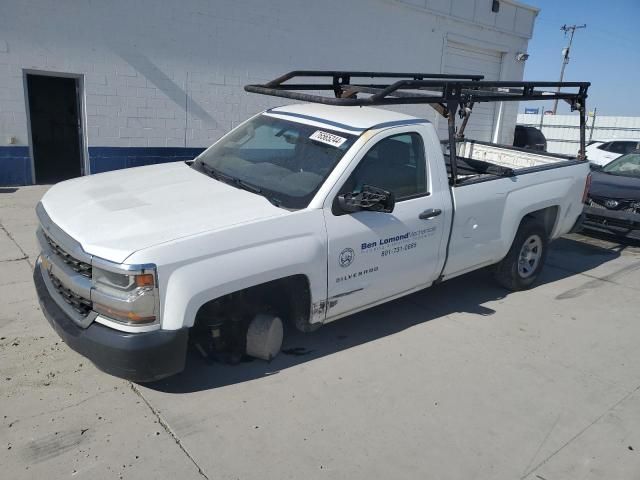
[310, 130, 347, 148]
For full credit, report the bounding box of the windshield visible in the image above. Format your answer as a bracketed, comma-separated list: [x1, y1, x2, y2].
[194, 115, 358, 209]
[602, 152, 640, 177]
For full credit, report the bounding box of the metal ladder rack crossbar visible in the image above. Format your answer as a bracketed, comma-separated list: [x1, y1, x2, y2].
[245, 71, 590, 184]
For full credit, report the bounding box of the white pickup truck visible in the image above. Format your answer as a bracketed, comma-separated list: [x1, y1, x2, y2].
[33, 72, 591, 381]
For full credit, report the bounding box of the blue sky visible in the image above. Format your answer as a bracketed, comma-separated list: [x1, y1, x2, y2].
[522, 0, 640, 116]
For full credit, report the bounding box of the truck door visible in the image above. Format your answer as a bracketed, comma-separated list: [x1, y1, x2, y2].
[323, 130, 448, 320]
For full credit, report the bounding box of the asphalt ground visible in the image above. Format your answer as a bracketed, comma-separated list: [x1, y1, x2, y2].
[1, 185, 640, 479]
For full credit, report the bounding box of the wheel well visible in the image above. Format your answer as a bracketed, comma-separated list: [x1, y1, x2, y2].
[522, 206, 559, 237]
[192, 274, 311, 331]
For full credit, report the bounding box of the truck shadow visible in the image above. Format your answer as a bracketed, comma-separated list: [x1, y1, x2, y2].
[146, 235, 626, 393]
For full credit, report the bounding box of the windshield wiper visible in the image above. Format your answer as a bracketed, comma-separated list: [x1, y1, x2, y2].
[234, 178, 262, 193]
[200, 163, 251, 190]
[199, 162, 235, 184]
[263, 195, 283, 208]
[234, 179, 283, 207]
[199, 162, 284, 207]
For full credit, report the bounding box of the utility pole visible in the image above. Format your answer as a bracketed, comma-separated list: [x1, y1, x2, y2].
[551, 23, 586, 115]
[589, 107, 598, 142]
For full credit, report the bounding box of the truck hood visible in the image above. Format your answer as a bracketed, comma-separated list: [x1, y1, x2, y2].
[40, 162, 288, 263]
[590, 171, 640, 200]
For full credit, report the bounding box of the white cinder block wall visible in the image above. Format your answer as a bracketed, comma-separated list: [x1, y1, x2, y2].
[0, 0, 537, 184]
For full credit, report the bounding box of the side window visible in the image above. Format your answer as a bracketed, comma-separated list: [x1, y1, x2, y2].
[608, 142, 627, 154]
[597, 142, 611, 151]
[605, 141, 638, 155]
[341, 133, 427, 201]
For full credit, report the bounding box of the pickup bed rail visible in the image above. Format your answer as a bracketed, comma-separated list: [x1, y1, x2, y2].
[442, 139, 585, 185]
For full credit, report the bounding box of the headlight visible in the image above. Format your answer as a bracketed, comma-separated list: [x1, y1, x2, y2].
[91, 267, 158, 325]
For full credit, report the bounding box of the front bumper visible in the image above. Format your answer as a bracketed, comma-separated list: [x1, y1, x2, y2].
[582, 205, 640, 239]
[34, 259, 188, 382]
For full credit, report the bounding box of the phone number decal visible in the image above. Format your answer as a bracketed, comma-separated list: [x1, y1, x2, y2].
[381, 242, 417, 257]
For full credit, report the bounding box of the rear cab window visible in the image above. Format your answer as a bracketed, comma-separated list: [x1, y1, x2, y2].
[619, 141, 640, 154]
[598, 141, 640, 154]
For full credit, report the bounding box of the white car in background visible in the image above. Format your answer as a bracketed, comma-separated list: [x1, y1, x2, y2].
[586, 139, 640, 166]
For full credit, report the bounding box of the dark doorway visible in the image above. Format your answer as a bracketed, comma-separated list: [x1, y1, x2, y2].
[26, 74, 84, 184]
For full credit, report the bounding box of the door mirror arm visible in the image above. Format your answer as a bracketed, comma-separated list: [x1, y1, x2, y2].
[337, 184, 395, 214]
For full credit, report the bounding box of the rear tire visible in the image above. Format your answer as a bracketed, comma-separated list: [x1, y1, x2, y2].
[494, 220, 548, 291]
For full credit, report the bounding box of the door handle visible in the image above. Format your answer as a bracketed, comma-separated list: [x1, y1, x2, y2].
[419, 208, 442, 220]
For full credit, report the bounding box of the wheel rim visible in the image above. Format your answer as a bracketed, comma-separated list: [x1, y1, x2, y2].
[517, 234, 543, 278]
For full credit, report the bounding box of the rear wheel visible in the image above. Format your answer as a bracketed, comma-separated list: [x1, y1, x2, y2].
[494, 220, 548, 291]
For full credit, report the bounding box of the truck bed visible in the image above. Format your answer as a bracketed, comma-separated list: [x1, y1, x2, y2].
[444, 139, 583, 185]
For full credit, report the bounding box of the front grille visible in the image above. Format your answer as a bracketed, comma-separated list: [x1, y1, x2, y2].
[588, 200, 607, 210]
[44, 233, 92, 277]
[48, 271, 93, 317]
[589, 197, 639, 214]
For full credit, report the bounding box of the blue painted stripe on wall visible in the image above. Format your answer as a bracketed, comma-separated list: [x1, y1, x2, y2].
[0, 146, 32, 186]
[89, 147, 206, 174]
[0, 146, 207, 186]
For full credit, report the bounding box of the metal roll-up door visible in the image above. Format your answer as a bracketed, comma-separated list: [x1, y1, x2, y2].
[444, 41, 503, 142]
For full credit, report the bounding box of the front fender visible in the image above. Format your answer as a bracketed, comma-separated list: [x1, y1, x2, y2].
[169, 234, 325, 329]
[127, 210, 328, 331]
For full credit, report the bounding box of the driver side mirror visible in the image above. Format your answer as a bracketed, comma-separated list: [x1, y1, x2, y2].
[337, 184, 395, 214]
[589, 163, 602, 171]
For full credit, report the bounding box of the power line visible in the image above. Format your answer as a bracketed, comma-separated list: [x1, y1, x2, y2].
[551, 23, 586, 115]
